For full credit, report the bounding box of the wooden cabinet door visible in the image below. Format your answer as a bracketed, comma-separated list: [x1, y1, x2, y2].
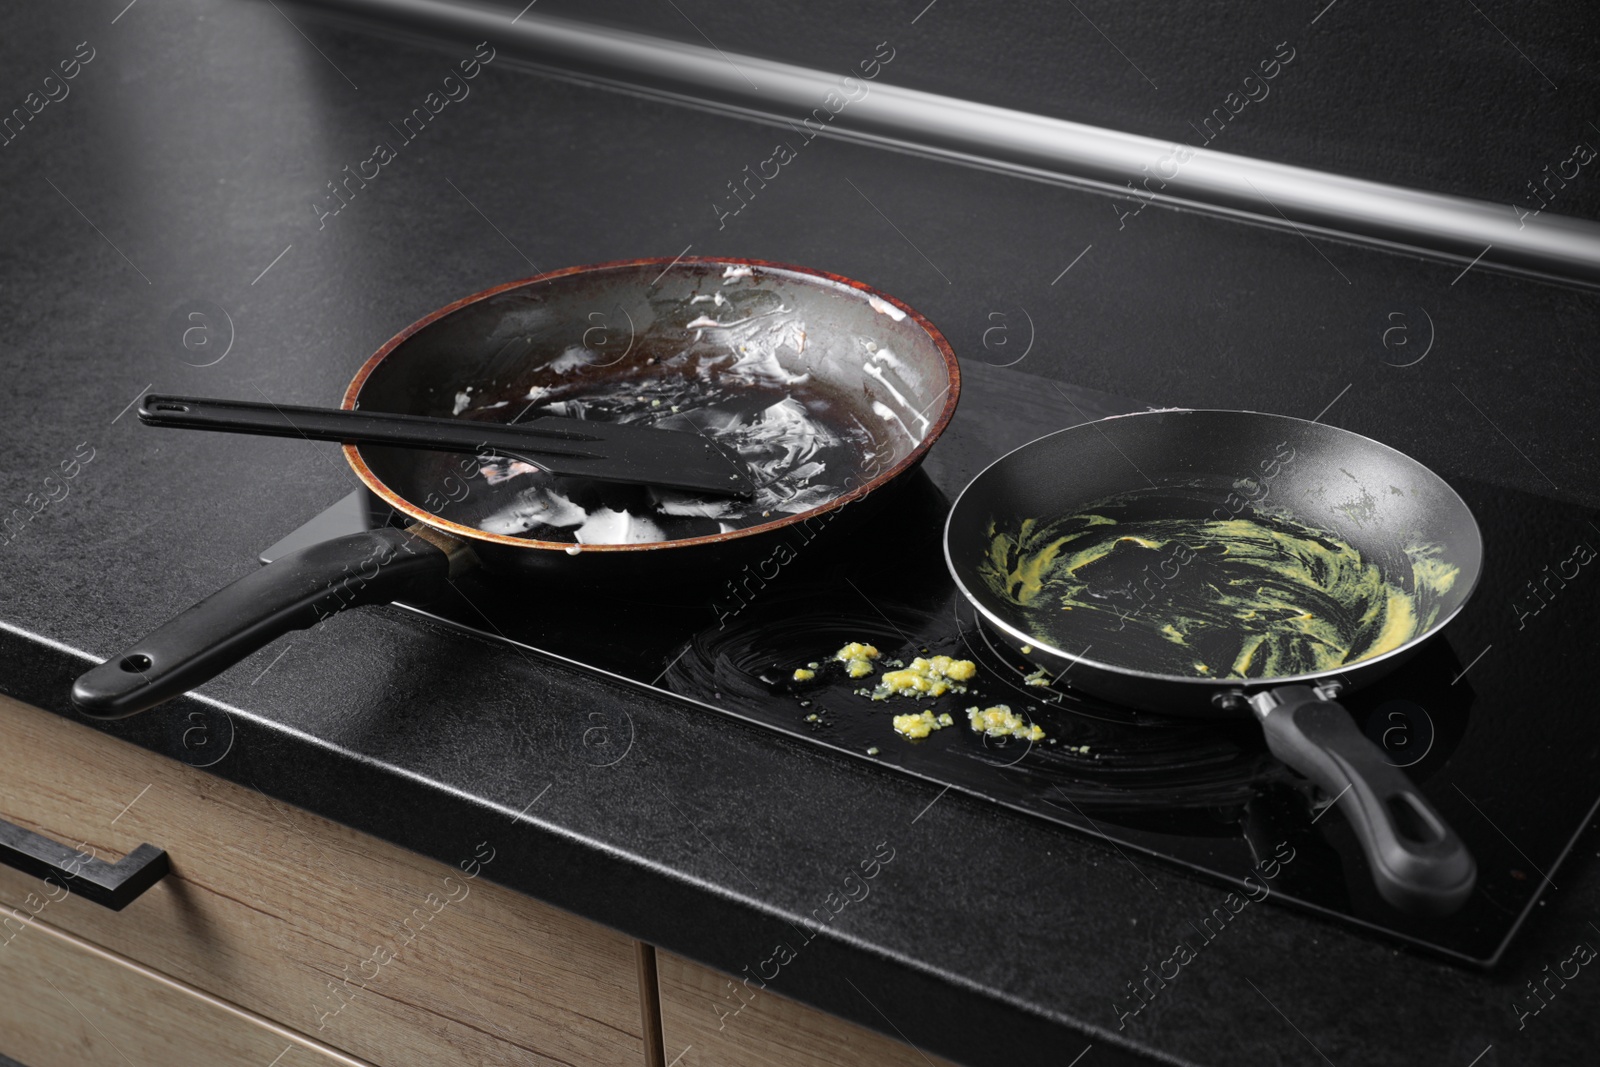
[0, 695, 646, 1066]
[656, 950, 963, 1067]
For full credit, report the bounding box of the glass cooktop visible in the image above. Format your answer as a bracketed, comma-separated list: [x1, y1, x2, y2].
[263, 362, 1600, 967]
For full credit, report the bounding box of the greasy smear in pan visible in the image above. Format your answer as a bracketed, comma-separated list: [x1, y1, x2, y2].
[406, 278, 900, 545]
[979, 497, 1459, 680]
[444, 368, 881, 543]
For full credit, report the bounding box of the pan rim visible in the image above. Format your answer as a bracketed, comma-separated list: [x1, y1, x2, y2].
[339, 256, 960, 553]
[943, 406, 1485, 695]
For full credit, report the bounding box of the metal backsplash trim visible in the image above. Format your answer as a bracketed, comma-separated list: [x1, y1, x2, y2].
[300, 0, 1600, 286]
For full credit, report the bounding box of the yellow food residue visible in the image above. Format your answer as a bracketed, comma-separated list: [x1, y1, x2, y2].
[834, 641, 882, 679]
[980, 515, 1119, 607]
[1022, 667, 1053, 687]
[870, 656, 977, 701]
[967, 704, 1045, 741]
[893, 710, 955, 739]
[792, 668, 816, 682]
[979, 504, 1463, 681]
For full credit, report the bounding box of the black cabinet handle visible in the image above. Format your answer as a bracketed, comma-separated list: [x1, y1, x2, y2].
[0, 817, 169, 911]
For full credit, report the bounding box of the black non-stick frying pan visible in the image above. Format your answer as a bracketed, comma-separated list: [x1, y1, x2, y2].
[945, 409, 1482, 915]
[72, 258, 959, 718]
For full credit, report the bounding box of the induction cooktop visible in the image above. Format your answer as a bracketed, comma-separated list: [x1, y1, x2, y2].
[262, 362, 1600, 967]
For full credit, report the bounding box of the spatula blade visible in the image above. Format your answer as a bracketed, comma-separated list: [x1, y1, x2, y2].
[507, 417, 757, 498]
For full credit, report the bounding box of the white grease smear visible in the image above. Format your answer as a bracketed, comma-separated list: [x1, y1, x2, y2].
[722, 265, 754, 281]
[543, 399, 590, 419]
[654, 493, 740, 518]
[863, 363, 930, 435]
[866, 348, 931, 434]
[546, 345, 593, 374]
[867, 294, 907, 321]
[480, 460, 541, 485]
[576, 507, 667, 544]
[685, 314, 759, 331]
[683, 304, 810, 386]
[863, 363, 910, 409]
[728, 347, 810, 386]
[872, 399, 916, 441]
[479, 487, 587, 535]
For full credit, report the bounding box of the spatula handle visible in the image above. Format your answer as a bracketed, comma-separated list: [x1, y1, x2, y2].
[137, 394, 757, 497]
[139, 394, 604, 458]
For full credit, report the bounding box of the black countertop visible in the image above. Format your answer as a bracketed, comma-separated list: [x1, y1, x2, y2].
[2, 3, 1599, 1065]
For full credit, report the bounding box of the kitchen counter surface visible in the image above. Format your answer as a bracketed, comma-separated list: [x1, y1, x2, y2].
[2, 3, 1598, 1065]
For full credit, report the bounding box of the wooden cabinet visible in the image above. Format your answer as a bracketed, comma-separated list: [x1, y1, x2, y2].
[0, 695, 644, 1067]
[655, 950, 962, 1067]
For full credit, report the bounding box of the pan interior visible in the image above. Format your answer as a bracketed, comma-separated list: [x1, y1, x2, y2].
[351, 261, 954, 548]
[949, 410, 1482, 686]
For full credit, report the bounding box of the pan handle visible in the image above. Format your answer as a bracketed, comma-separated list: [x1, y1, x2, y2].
[1252, 685, 1476, 916]
[71, 527, 463, 720]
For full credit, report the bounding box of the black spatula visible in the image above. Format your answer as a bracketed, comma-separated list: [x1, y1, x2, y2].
[138, 394, 757, 498]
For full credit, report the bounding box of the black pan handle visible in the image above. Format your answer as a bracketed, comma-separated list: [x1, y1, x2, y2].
[1252, 685, 1476, 916]
[71, 527, 460, 720]
[0, 818, 169, 911]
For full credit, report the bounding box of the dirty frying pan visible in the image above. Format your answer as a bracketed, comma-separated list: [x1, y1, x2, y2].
[945, 409, 1482, 915]
[73, 258, 959, 718]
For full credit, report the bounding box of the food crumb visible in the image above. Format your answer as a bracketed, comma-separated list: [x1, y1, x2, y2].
[1023, 667, 1053, 687]
[870, 656, 976, 701]
[834, 641, 882, 679]
[967, 704, 1045, 741]
[892, 710, 956, 739]
[866, 746, 881, 755]
[793, 668, 816, 682]
[1020, 644, 1033, 654]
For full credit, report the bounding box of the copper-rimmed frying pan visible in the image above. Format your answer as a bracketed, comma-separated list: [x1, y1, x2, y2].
[945, 409, 1481, 915]
[73, 257, 959, 718]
